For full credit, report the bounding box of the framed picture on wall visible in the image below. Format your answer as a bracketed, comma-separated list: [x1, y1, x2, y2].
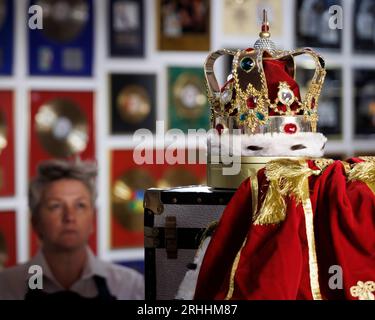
[109, 0, 145, 57]
[110, 149, 206, 249]
[0, 0, 14, 75]
[0, 211, 16, 270]
[222, 0, 283, 38]
[296, 0, 342, 50]
[353, 0, 375, 53]
[354, 69, 375, 138]
[110, 73, 156, 134]
[168, 66, 209, 132]
[297, 67, 343, 139]
[28, 0, 94, 76]
[0, 91, 15, 197]
[29, 90, 95, 178]
[157, 0, 210, 51]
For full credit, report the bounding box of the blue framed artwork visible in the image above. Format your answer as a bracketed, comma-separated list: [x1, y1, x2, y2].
[28, 0, 94, 76]
[0, 0, 14, 75]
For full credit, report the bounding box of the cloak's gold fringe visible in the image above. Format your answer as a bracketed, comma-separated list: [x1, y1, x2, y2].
[253, 159, 321, 225]
[348, 158, 375, 194]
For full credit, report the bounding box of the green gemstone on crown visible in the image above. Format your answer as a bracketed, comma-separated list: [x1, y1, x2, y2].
[240, 113, 248, 121]
[256, 112, 265, 120]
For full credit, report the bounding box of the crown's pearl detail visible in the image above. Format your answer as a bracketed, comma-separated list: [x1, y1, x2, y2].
[284, 123, 298, 134]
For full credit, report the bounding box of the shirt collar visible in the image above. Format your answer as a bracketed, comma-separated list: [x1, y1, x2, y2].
[81, 248, 108, 280]
[29, 247, 108, 286]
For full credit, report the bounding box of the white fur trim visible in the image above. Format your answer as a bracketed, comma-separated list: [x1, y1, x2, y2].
[209, 132, 327, 158]
[175, 237, 211, 300]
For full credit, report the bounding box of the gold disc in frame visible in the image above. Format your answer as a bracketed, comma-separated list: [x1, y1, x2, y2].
[35, 98, 88, 157]
[0, 110, 7, 151]
[157, 167, 199, 188]
[112, 168, 155, 232]
[36, 0, 89, 43]
[116, 85, 151, 124]
[173, 73, 207, 119]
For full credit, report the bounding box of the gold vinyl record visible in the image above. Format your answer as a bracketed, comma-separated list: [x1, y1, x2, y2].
[173, 73, 206, 119]
[0, 0, 5, 30]
[112, 169, 155, 232]
[35, 98, 88, 157]
[0, 110, 7, 151]
[36, 0, 89, 43]
[117, 85, 151, 124]
[158, 167, 199, 188]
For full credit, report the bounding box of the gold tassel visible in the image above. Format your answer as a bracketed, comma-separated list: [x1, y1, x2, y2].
[253, 159, 321, 225]
[348, 158, 375, 194]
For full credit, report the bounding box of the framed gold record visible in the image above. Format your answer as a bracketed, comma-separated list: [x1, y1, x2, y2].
[110, 73, 156, 134]
[36, 0, 89, 43]
[157, 167, 200, 188]
[112, 168, 155, 232]
[168, 66, 209, 132]
[116, 85, 151, 125]
[173, 73, 207, 120]
[0, 110, 7, 151]
[34, 98, 88, 157]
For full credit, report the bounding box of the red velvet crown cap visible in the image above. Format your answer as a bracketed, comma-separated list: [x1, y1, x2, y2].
[222, 53, 302, 116]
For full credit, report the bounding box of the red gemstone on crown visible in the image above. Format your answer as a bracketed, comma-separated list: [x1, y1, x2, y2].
[284, 123, 298, 134]
[246, 96, 256, 109]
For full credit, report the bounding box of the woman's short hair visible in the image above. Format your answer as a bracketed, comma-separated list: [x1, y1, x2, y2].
[29, 159, 97, 216]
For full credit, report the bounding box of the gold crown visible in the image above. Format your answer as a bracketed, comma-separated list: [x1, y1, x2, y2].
[204, 10, 326, 135]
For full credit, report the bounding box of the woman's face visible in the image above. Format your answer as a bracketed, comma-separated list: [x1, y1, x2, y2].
[33, 179, 94, 252]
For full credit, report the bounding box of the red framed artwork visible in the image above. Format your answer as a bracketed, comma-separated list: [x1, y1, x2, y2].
[29, 90, 96, 178]
[29, 90, 96, 257]
[110, 149, 206, 249]
[0, 211, 16, 269]
[0, 91, 14, 196]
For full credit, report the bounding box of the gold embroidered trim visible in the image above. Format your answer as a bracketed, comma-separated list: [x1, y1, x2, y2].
[248, 169, 259, 221]
[302, 196, 323, 300]
[225, 176, 257, 300]
[340, 161, 351, 176]
[224, 237, 247, 300]
[350, 281, 375, 300]
[314, 158, 334, 171]
[357, 156, 375, 162]
[253, 159, 321, 225]
[348, 159, 375, 194]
